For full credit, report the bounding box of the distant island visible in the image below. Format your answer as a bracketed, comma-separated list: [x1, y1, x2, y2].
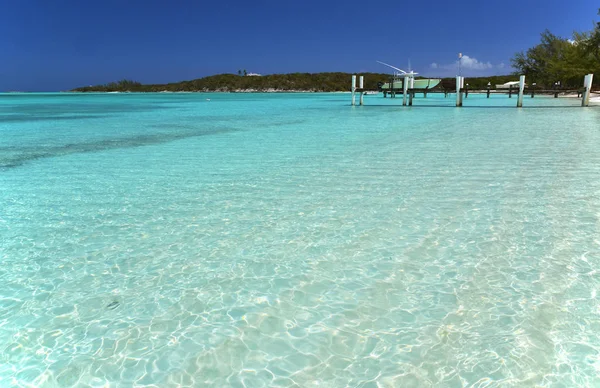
[72, 73, 519, 93]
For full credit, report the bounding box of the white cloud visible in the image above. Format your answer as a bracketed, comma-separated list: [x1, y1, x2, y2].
[430, 55, 492, 70]
[427, 55, 509, 76]
[460, 55, 493, 70]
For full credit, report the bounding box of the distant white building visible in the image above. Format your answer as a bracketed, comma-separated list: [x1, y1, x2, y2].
[246, 73, 262, 77]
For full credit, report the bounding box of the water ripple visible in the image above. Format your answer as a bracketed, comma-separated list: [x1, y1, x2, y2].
[1, 93, 600, 386]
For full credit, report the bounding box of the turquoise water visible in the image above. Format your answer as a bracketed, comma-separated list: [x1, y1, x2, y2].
[1, 92, 600, 387]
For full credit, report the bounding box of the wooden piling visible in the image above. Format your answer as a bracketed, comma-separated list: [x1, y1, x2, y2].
[486, 87, 490, 98]
[359, 76, 364, 106]
[456, 76, 463, 107]
[582, 74, 594, 107]
[517, 75, 525, 107]
[409, 91, 413, 106]
[402, 76, 409, 106]
[351, 75, 356, 106]
[508, 85, 512, 98]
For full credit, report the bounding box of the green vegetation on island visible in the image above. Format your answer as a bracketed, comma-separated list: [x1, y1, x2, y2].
[511, 8, 600, 87]
[72, 73, 521, 93]
[73, 73, 391, 92]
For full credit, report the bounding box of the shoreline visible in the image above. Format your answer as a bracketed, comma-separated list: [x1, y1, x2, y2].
[61, 89, 351, 94]
[10, 91, 599, 102]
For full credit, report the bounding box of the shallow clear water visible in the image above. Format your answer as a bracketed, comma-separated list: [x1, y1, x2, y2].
[1, 92, 600, 387]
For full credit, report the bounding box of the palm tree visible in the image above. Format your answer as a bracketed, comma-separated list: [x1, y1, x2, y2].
[238, 70, 242, 76]
[243, 69, 247, 76]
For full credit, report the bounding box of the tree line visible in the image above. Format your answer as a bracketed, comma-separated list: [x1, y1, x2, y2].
[72, 73, 519, 93]
[73, 72, 389, 92]
[511, 8, 600, 88]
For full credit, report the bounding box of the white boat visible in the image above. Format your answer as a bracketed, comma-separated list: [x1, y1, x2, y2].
[380, 78, 441, 90]
[377, 60, 441, 90]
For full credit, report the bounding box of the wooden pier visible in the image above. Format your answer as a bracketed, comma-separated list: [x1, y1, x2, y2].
[351, 74, 595, 107]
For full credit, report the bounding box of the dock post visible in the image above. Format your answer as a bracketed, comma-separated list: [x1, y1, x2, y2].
[531, 83, 536, 98]
[517, 75, 525, 107]
[456, 76, 463, 107]
[582, 74, 594, 107]
[359, 76, 364, 106]
[465, 84, 469, 98]
[351, 75, 356, 106]
[508, 85, 512, 98]
[487, 87, 490, 98]
[409, 91, 413, 106]
[402, 76, 409, 106]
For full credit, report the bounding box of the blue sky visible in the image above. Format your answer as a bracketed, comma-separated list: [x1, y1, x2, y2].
[1, 0, 598, 91]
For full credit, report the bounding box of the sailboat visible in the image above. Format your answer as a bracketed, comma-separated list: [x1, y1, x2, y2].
[377, 61, 441, 90]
